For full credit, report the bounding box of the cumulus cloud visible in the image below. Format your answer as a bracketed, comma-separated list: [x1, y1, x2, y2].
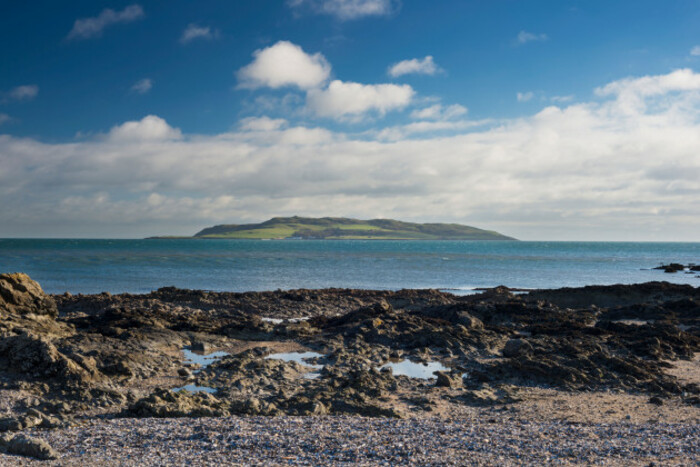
[180, 24, 219, 44]
[288, 0, 399, 20]
[388, 56, 442, 78]
[595, 68, 700, 114]
[130, 78, 153, 94]
[516, 92, 534, 102]
[1, 70, 700, 240]
[691, 46, 700, 56]
[236, 41, 331, 90]
[7, 85, 39, 101]
[516, 30, 548, 45]
[410, 104, 467, 120]
[107, 115, 182, 141]
[306, 80, 414, 118]
[67, 5, 144, 40]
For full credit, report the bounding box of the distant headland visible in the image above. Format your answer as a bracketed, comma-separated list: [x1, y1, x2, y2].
[149, 216, 516, 240]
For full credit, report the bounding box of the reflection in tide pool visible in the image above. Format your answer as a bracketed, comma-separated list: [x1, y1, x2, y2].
[182, 349, 229, 372]
[173, 384, 217, 394]
[266, 351, 325, 369]
[380, 360, 450, 379]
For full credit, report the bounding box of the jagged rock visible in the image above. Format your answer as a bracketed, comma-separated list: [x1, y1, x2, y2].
[0, 434, 58, 460]
[102, 359, 134, 378]
[0, 334, 98, 384]
[0, 414, 41, 432]
[654, 263, 686, 273]
[502, 339, 533, 358]
[0, 273, 57, 317]
[190, 342, 210, 353]
[434, 371, 462, 388]
[649, 396, 664, 406]
[128, 389, 230, 418]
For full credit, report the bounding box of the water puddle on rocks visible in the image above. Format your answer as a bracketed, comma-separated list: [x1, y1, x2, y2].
[182, 349, 229, 372]
[173, 384, 217, 394]
[379, 360, 450, 379]
[261, 317, 311, 325]
[266, 351, 325, 379]
[265, 351, 325, 369]
[172, 348, 229, 395]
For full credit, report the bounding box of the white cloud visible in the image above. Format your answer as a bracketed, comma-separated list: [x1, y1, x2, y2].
[0, 114, 10, 125]
[388, 56, 442, 77]
[288, 0, 398, 20]
[551, 95, 574, 103]
[306, 80, 414, 118]
[2, 70, 700, 240]
[8, 85, 39, 101]
[180, 24, 219, 44]
[516, 30, 548, 45]
[130, 78, 153, 94]
[410, 104, 467, 120]
[596, 68, 700, 97]
[239, 116, 289, 132]
[236, 41, 331, 90]
[595, 68, 700, 114]
[517, 92, 534, 102]
[67, 5, 144, 40]
[690, 46, 700, 56]
[107, 115, 182, 142]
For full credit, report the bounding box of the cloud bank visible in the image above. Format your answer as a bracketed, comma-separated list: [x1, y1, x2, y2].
[1, 70, 699, 240]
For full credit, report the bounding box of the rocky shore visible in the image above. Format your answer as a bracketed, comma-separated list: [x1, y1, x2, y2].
[0, 272, 698, 464]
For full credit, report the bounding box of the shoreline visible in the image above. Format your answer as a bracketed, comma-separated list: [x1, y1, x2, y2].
[0, 274, 698, 464]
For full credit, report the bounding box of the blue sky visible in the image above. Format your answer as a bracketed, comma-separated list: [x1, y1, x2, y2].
[1, 0, 700, 239]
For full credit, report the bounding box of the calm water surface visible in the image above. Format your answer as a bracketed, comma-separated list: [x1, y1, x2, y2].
[0, 239, 698, 294]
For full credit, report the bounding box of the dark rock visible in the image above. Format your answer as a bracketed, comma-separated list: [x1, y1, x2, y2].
[0, 434, 58, 460]
[178, 368, 193, 378]
[190, 342, 210, 353]
[502, 339, 533, 358]
[0, 334, 99, 384]
[654, 263, 686, 273]
[649, 396, 664, 406]
[0, 273, 58, 317]
[102, 359, 134, 378]
[128, 389, 230, 418]
[434, 371, 462, 388]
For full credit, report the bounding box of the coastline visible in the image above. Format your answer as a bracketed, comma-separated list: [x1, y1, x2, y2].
[0, 274, 698, 464]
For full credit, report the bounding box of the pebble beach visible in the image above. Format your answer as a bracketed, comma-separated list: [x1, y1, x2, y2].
[2, 413, 698, 466]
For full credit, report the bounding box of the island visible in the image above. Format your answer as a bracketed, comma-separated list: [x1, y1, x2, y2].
[151, 216, 516, 240]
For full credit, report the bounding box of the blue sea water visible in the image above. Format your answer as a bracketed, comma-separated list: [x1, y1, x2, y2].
[0, 239, 698, 294]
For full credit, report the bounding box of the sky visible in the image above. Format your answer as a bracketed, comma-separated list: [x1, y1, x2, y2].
[1, 0, 700, 240]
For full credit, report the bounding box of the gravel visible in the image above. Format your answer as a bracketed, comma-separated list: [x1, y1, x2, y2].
[0, 415, 697, 466]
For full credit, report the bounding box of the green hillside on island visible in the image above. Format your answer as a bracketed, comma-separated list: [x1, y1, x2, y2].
[173, 217, 515, 240]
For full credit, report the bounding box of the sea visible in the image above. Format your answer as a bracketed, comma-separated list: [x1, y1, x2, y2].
[0, 239, 698, 295]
